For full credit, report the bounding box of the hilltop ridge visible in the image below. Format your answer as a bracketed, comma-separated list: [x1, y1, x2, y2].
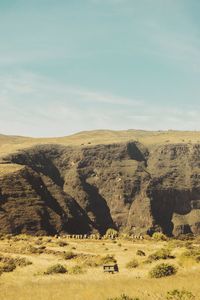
[0, 130, 200, 236]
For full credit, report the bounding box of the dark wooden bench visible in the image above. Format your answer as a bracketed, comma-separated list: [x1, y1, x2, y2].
[103, 264, 119, 274]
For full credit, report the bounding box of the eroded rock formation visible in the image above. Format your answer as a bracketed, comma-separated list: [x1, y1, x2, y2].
[0, 141, 200, 236]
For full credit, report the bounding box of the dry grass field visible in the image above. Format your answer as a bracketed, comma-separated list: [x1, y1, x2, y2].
[1, 129, 200, 177]
[0, 235, 200, 300]
[1, 129, 200, 158]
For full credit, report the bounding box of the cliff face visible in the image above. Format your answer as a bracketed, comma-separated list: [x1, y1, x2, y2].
[0, 141, 200, 236]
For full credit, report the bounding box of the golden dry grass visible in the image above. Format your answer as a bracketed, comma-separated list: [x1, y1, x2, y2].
[0, 236, 200, 300]
[0, 163, 24, 176]
[1, 129, 200, 174]
[1, 129, 200, 157]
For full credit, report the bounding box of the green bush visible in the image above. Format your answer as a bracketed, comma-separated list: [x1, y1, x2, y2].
[149, 263, 177, 278]
[107, 294, 140, 300]
[136, 250, 145, 256]
[126, 259, 139, 269]
[166, 289, 195, 300]
[152, 232, 167, 241]
[45, 264, 67, 275]
[105, 228, 118, 238]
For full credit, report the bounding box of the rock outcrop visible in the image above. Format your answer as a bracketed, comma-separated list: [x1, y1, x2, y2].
[0, 140, 200, 236]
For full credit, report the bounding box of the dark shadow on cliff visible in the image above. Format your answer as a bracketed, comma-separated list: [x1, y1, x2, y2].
[25, 169, 92, 234]
[80, 177, 116, 235]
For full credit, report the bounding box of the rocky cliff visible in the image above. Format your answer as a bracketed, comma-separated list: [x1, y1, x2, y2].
[0, 132, 200, 236]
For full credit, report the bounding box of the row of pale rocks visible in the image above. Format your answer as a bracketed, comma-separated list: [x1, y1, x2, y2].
[54, 234, 145, 240]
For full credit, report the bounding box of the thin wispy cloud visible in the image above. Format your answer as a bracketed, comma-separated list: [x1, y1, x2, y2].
[0, 72, 200, 137]
[0, 1, 200, 136]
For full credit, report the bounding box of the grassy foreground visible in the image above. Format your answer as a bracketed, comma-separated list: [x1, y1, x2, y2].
[0, 235, 200, 300]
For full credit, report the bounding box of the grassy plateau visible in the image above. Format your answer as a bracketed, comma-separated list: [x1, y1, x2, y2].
[0, 235, 200, 300]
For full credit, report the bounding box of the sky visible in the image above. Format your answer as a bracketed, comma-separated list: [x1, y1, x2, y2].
[0, 0, 200, 137]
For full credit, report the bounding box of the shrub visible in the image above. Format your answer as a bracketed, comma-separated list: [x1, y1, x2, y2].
[149, 263, 177, 278]
[126, 259, 139, 269]
[166, 289, 195, 300]
[63, 251, 76, 260]
[107, 294, 140, 300]
[0, 262, 16, 272]
[35, 239, 43, 245]
[76, 254, 103, 268]
[69, 265, 86, 275]
[105, 228, 118, 238]
[13, 257, 32, 267]
[45, 264, 67, 275]
[184, 242, 194, 250]
[195, 255, 200, 263]
[26, 245, 45, 254]
[177, 234, 194, 241]
[136, 250, 145, 256]
[77, 254, 101, 268]
[152, 232, 167, 241]
[179, 249, 200, 264]
[0, 255, 32, 272]
[146, 248, 175, 263]
[58, 241, 68, 247]
[100, 255, 117, 265]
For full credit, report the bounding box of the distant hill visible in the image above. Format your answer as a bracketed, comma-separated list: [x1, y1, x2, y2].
[0, 129, 200, 236]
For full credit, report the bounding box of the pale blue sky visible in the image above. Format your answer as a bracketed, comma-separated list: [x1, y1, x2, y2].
[0, 0, 200, 137]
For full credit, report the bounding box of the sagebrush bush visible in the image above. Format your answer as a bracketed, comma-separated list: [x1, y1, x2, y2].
[13, 257, 32, 267]
[0, 262, 16, 272]
[179, 249, 200, 265]
[77, 254, 101, 267]
[184, 241, 194, 250]
[166, 289, 195, 300]
[152, 232, 167, 241]
[100, 255, 117, 265]
[149, 263, 177, 278]
[45, 264, 67, 275]
[195, 255, 200, 262]
[35, 239, 43, 245]
[105, 228, 118, 238]
[58, 241, 68, 247]
[26, 245, 45, 254]
[63, 251, 76, 260]
[146, 248, 175, 263]
[78, 254, 116, 267]
[126, 258, 139, 269]
[0, 255, 32, 273]
[136, 249, 145, 256]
